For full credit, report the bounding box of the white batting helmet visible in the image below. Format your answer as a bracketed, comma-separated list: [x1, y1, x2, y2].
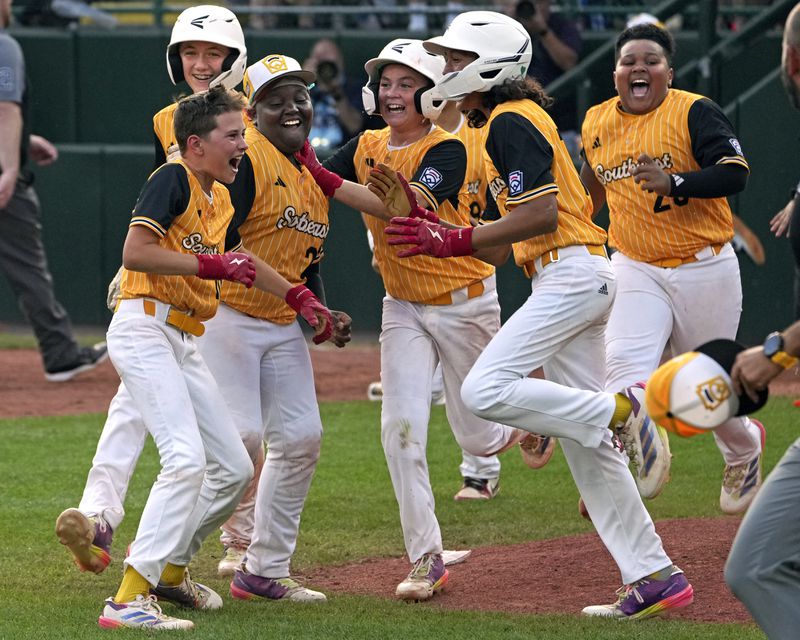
[166, 5, 247, 90]
[646, 339, 768, 438]
[424, 11, 531, 100]
[361, 39, 446, 120]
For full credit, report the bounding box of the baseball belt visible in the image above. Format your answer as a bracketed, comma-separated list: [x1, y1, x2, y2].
[647, 244, 725, 269]
[525, 244, 608, 276]
[115, 298, 205, 337]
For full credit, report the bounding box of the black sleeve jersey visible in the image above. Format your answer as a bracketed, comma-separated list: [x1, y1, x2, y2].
[412, 139, 466, 210]
[131, 163, 191, 231]
[485, 112, 555, 195]
[323, 134, 362, 182]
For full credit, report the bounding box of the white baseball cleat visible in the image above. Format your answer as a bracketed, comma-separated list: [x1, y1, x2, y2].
[614, 384, 671, 499]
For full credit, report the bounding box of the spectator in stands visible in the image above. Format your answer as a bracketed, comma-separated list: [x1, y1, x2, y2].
[303, 38, 370, 155]
[0, 0, 108, 381]
[514, 0, 582, 159]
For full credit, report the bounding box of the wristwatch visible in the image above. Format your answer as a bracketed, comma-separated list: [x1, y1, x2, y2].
[763, 331, 799, 369]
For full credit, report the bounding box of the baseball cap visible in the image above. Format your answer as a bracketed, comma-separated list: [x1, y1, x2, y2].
[242, 54, 316, 105]
[646, 339, 769, 437]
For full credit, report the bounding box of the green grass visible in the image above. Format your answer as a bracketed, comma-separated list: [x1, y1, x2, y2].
[0, 328, 107, 350]
[2, 397, 791, 639]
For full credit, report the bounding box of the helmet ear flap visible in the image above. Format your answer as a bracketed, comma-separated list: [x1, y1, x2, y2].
[167, 46, 183, 84]
[361, 78, 381, 115]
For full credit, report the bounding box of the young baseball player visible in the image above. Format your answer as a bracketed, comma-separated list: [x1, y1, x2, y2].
[579, 23, 764, 513]
[96, 86, 332, 631]
[373, 11, 693, 619]
[295, 38, 527, 602]
[55, 5, 263, 579]
[365, 90, 520, 501]
[204, 53, 349, 604]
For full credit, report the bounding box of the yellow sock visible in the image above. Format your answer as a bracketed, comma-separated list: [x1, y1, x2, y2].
[114, 566, 150, 604]
[609, 394, 632, 430]
[160, 562, 186, 587]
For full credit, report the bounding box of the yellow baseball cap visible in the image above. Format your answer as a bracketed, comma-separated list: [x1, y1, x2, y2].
[242, 54, 316, 105]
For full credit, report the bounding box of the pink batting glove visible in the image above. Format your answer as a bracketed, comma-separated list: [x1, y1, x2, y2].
[285, 284, 334, 344]
[294, 140, 343, 198]
[196, 253, 256, 288]
[384, 217, 475, 259]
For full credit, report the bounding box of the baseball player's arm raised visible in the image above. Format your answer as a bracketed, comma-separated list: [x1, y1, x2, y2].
[472, 195, 558, 249]
[296, 138, 393, 221]
[385, 196, 556, 263]
[580, 161, 606, 216]
[633, 99, 749, 198]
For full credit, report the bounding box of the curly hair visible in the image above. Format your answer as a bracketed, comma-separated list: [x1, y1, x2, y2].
[466, 77, 553, 128]
[615, 23, 676, 65]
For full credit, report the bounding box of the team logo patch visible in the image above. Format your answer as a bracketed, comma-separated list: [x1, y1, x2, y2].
[508, 170, 523, 196]
[418, 167, 443, 190]
[264, 55, 289, 74]
[729, 138, 743, 155]
[695, 376, 731, 411]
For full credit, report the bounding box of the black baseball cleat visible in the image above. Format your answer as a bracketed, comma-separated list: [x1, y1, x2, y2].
[45, 342, 109, 382]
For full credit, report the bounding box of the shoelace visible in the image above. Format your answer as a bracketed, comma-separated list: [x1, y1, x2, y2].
[134, 594, 164, 614]
[614, 579, 647, 606]
[276, 577, 301, 590]
[409, 555, 435, 580]
[615, 428, 641, 473]
[722, 463, 747, 492]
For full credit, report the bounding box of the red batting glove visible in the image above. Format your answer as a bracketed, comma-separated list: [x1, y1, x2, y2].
[294, 140, 343, 198]
[285, 284, 334, 344]
[384, 217, 475, 258]
[196, 253, 256, 288]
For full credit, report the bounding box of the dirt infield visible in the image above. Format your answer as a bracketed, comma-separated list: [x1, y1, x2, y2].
[6, 345, 796, 624]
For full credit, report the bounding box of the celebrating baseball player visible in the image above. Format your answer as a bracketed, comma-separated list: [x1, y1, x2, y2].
[97, 85, 332, 631]
[373, 11, 693, 619]
[216, 53, 348, 604]
[56, 5, 259, 579]
[579, 22, 764, 513]
[296, 38, 527, 602]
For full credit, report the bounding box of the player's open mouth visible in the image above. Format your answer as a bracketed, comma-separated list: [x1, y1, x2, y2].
[229, 156, 242, 172]
[631, 79, 649, 98]
[282, 118, 302, 128]
[385, 103, 405, 113]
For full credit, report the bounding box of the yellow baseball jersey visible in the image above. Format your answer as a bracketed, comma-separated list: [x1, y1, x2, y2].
[325, 127, 493, 303]
[582, 89, 748, 262]
[119, 159, 235, 321]
[222, 126, 329, 325]
[484, 100, 606, 276]
[449, 116, 489, 223]
[153, 102, 180, 165]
